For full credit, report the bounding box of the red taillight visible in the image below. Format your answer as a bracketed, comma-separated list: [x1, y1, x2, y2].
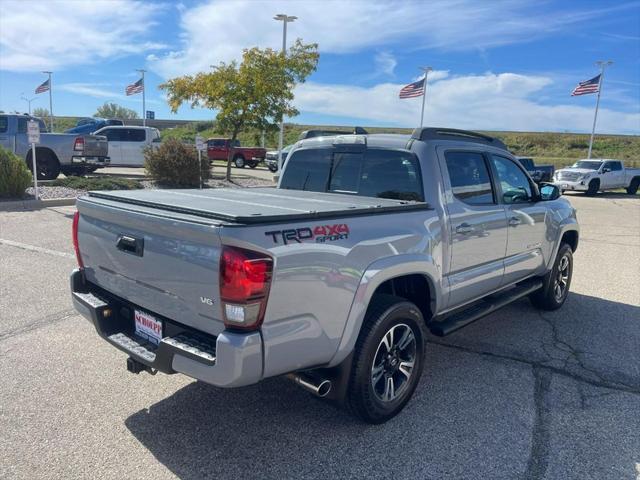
[73, 137, 84, 151]
[72, 211, 84, 268]
[220, 246, 272, 330]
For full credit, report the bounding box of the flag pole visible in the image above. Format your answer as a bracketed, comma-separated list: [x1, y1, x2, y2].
[587, 60, 612, 160]
[137, 69, 146, 126]
[42, 71, 53, 131]
[419, 66, 433, 128]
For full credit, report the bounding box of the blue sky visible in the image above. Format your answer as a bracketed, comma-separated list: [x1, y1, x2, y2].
[0, 0, 638, 133]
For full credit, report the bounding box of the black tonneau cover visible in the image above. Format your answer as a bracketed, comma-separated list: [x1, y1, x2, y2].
[86, 187, 428, 224]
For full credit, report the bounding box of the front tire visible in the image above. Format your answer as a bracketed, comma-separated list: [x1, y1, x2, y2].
[346, 294, 426, 424]
[626, 178, 639, 195]
[586, 179, 599, 196]
[268, 164, 278, 173]
[530, 243, 573, 311]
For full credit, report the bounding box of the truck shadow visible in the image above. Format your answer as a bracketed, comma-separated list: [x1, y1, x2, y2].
[124, 292, 640, 480]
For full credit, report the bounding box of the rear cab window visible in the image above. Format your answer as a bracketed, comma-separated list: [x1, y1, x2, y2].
[280, 148, 424, 201]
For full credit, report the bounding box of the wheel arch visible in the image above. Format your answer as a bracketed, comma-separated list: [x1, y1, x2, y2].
[328, 254, 441, 367]
[25, 146, 60, 165]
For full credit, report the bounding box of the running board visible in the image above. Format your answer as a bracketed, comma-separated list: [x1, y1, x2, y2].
[428, 279, 544, 337]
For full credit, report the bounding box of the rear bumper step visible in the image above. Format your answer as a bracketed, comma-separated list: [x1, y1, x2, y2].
[70, 269, 262, 387]
[428, 279, 544, 336]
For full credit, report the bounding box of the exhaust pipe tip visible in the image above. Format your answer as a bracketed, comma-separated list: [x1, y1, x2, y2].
[287, 373, 332, 398]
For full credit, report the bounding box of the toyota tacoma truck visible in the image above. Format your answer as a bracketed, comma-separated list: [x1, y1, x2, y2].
[0, 113, 109, 179]
[553, 158, 640, 195]
[70, 128, 579, 423]
[206, 138, 266, 168]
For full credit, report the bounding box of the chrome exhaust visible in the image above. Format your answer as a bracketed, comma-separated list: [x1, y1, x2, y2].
[287, 372, 332, 397]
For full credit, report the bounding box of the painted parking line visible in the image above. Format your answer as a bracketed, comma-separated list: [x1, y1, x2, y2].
[0, 238, 74, 259]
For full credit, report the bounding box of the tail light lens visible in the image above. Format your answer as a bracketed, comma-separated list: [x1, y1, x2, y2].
[220, 246, 273, 330]
[72, 211, 84, 268]
[73, 137, 84, 151]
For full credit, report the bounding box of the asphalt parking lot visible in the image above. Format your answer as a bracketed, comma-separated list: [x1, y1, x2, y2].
[0, 193, 638, 480]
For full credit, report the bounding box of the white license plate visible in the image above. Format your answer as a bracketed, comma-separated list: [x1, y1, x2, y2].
[134, 310, 163, 345]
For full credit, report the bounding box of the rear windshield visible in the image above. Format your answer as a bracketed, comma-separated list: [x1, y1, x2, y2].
[280, 148, 424, 201]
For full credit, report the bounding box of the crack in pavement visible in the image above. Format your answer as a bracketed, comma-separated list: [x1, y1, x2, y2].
[427, 339, 640, 395]
[523, 366, 553, 480]
[0, 309, 77, 343]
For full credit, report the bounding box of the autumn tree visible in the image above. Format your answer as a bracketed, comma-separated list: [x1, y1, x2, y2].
[94, 102, 139, 119]
[160, 39, 319, 180]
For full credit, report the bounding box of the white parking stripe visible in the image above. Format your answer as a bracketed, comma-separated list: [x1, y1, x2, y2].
[0, 238, 74, 259]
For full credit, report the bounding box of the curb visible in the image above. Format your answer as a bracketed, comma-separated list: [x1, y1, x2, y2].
[0, 197, 77, 212]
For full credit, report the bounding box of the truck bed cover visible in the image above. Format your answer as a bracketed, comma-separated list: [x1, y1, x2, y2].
[86, 187, 428, 224]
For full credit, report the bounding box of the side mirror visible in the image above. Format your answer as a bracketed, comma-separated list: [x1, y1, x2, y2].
[539, 183, 560, 201]
[602, 167, 611, 173]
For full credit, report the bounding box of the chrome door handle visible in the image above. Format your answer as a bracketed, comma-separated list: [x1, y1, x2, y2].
[509, 217, 522, 226]
[455, 223, 474, 234]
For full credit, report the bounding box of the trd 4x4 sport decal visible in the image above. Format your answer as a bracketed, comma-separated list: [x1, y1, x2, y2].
[265, 224, 350, 245]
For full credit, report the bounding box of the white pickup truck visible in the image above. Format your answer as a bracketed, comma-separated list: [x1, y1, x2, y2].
[553, 159, 640, 195]
[93, 126, 161, 167]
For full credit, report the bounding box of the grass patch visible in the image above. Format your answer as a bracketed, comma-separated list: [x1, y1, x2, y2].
[52, 177, 143, 191]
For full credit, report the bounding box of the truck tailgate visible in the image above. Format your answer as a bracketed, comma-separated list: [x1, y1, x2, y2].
[76, 196, 225, 336]
[82, 134, 108, 157]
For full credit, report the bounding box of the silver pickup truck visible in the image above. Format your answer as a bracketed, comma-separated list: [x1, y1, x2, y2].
[0, 113, 109, 179]
[70, 128, 579, 423]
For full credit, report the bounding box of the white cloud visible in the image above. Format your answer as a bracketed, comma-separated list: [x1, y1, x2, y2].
[0, 0, 166, 71]
[293, 73, 640, 134]
[148, 0, 621, 78]
[374, 52, 397, 77]
[58, 83, 123, 99]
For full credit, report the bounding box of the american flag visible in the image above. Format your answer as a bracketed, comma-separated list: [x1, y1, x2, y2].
[126, 78, 144, 96]
[35, 79, 50, 94]
[399, 78, 425, 99]
[571, 74, 601, 96]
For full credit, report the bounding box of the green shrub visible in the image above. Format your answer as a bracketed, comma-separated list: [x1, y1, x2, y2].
[0, 146, 32, 198]
[51, 177, 142, 191]
[144, 138, 210, 187]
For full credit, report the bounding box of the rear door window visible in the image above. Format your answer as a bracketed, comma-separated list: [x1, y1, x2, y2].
[281, 148, 424, 201]
[17, 117, 27, 134]
[444, 151, 495, 205]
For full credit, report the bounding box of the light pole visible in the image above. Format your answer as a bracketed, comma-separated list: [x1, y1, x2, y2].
[136, 69, 146, 126]
[20, 94, 36, 115]
[587, 60, 613, 159]
[274, 13, 297, 172]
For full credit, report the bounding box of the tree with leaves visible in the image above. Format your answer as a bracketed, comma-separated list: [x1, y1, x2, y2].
[161, 39, 319, 180]
[32, 107, 50, 118]
[94, 102, 139, 119]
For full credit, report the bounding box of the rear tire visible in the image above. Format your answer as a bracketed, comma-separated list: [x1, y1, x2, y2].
[585, 179, 599, 196]
[233, 155, 245, 168]
[26, 150, 60, 180]
[530, 243, 573, 311]
[626, 178, 639, 195]
[346, 294, 426, 424]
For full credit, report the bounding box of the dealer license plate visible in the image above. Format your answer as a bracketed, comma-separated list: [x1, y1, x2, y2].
[134, 309, 163, 345]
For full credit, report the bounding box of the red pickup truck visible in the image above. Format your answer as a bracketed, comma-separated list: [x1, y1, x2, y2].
[206, 138, 267, 168]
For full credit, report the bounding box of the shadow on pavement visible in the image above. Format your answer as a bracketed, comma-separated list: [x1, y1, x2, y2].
[125, 292, 639, 480]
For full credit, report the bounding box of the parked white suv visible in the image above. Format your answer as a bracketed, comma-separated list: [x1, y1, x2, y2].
[553, 159, 640, 196]
[94, 126, 161, 167]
